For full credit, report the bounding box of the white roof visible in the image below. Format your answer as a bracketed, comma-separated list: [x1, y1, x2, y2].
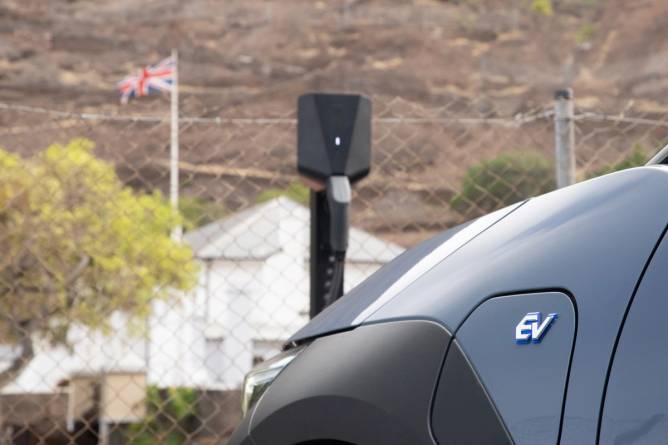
[184, 196, 403, 263]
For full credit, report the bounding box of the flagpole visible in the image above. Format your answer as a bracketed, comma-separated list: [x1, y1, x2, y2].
[170, 48, 181, 241]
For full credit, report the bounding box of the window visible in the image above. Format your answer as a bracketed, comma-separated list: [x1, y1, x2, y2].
[204, 337, 225, 383]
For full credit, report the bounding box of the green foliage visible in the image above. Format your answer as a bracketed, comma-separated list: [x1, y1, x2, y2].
[581, 0, 599, 7]
[587, 148, 649, 178]
[531, 0, 554, 16]
[575, 22, 596, 44]
[126, 386, 199, 445]
[179, 196, 226, 228]
[256, 181, 310, 205]
[451, 151, 556, 217]
[0, 139, 197, 348]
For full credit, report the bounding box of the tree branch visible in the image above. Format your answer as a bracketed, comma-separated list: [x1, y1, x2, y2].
[0, 255, 91, 302]
[65, 255, 91, 287]
[0, 323, 35, 389]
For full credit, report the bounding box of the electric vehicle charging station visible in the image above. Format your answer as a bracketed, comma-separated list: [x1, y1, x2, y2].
[297, 93, 372, 317]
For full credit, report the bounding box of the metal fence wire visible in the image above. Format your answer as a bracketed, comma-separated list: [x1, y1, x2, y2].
[0, 92, 667, 444]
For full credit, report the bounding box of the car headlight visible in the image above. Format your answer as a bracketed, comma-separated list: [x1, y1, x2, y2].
[242, 346, 305, 416]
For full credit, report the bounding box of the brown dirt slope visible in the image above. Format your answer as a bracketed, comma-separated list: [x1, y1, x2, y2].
[2, 0, 668, 112]
[2, 0, 668, 243]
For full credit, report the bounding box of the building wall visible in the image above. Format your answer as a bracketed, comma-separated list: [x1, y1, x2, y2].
[0, 256, 390, 393]
[197, 256, 384, 390]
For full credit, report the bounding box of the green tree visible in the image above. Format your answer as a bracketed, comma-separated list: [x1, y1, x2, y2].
[0, 139, 197, 387]
[451, 151, 555, 218]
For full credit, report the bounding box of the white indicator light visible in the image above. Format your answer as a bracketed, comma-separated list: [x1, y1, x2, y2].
[335, 137, 341, 146]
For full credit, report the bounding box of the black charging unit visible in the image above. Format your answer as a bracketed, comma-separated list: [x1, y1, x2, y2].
[297, 93, 372, 318]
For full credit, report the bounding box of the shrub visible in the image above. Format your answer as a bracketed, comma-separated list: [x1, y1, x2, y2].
[531, 0, 554, 16]
[180, 196, 226, 228]
[575, 22, 596, 45]
[451, 151, 556, 218]
[256, 181, 310, 205]
[587, 148, 649, 179]
[127, 386, 199, 445]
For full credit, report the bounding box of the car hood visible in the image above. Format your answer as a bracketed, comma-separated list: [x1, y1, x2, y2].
[290, 201, 524, 342]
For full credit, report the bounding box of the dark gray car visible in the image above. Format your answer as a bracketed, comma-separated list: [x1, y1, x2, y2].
[229, 160, 668, 444]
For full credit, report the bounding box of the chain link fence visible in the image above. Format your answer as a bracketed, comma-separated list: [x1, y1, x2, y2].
[0, 91, 667, 444]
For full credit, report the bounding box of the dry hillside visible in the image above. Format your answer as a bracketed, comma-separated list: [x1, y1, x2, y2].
[2, 0, 668, 243]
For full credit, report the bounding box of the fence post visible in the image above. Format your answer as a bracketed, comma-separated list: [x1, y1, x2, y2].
[554, 89, 576, 188]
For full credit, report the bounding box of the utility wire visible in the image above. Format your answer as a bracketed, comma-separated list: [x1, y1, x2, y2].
[0, 102, 554, 127]
[574, 111, 668, 128]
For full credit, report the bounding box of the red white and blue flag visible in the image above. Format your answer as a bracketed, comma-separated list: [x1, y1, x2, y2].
[117, 56, 175, 104]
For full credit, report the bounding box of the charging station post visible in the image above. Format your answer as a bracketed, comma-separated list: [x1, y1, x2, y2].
[297, 93, 372, 318]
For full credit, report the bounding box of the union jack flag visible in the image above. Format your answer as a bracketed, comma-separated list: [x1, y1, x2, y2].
[117, 56, 175, 104]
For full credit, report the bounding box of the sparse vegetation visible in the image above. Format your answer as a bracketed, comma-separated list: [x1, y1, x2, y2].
[575, 22, 596, 45]
[256, 181, 310, 205]
[581, 0, 600, 7]
[180, 196, 227, 228]
[126, 386, 199, 445]
[587, 148, 649, 179]
[451, 151, 556, 217]
[531, 0, 554, 16]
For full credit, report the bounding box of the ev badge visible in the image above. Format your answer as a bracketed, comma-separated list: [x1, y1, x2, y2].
[515, 312, 558, 344]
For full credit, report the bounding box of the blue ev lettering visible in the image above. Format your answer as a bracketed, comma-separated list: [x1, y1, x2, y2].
[515, 312, 558, 344]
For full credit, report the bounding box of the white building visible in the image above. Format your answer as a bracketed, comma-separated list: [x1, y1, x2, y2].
[1, 197, 403, 394]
